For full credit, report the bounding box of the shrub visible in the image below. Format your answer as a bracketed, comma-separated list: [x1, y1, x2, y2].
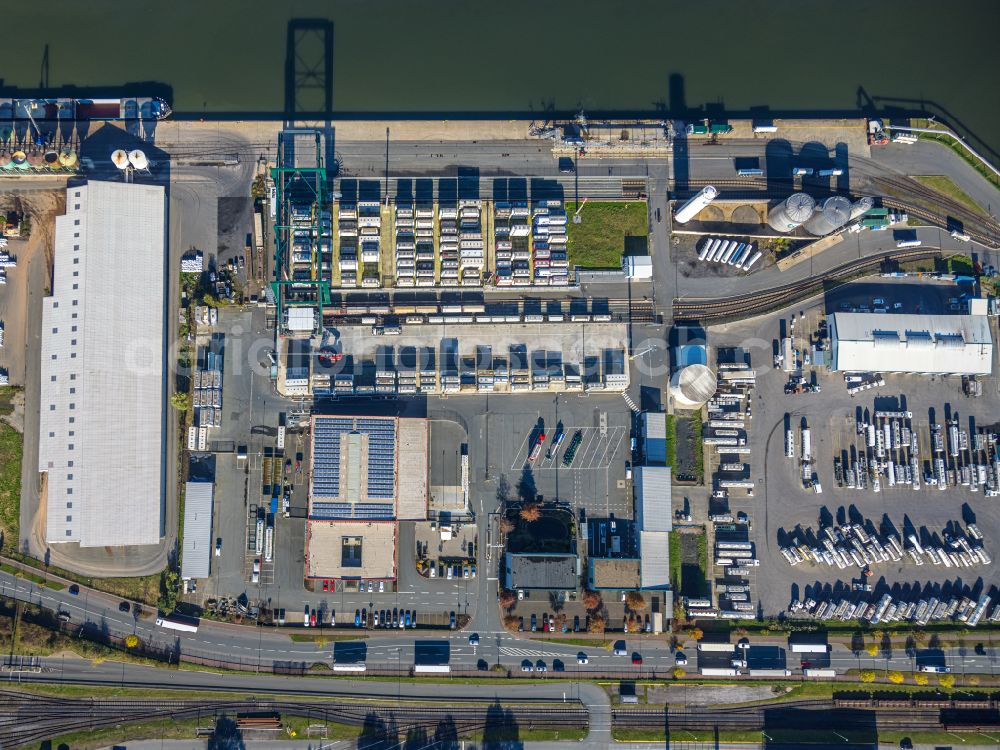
[939, 674, 955, 689]
[686, 627, 704, 641]
[519, 503, 541, 523]
[888, 671, 904, 684]
[625, 592, 647, 611]
[865, 644, 879, 657]
[914, 673, 928, 686]
[502, 615, 519, 631]
[859, 670, 876, 683]
[588, 615, 606, 634]
[672, 667, 686, 680]
[499, 517, 515, 535]
[124, 634, 140, 649]
[582, 591, 602, 610]
[499, 590, 516, 610]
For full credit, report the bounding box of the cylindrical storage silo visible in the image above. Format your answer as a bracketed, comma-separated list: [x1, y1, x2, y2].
[849, 196, 874, 220]
[804, 196, 852, 236]
[767, 193, 816, 233]
[670, 364, 718, 410]
[674, 185, 718, 224]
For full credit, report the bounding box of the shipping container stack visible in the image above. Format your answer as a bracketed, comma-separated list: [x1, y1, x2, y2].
[289, 203, 315, 283]
[493, 201, 513, 287]
[510, 201, 531, 285]
[394, 201, 415, 287]
[438, 203, 459, 286]
[358, 200, 382, 288]
[458, 199, 484, 286]
[195, 350, 224, 429]
[532, 199, 569, 286]
[415, 201, 436, 286]
[337, 200, 358, 288]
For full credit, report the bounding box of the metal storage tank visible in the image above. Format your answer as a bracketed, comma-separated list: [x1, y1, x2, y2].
[767, 193, 816, 233]
[674, 186, 719, 224]
[670, 363, 717, 409]
[804, 196, 853, 236]
[849, 196, 875, 220]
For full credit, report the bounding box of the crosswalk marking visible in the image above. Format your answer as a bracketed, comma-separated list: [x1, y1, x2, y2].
[622, 392, 640, 413]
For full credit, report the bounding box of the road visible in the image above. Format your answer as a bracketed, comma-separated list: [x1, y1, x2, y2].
[5, 564, 1000, 682]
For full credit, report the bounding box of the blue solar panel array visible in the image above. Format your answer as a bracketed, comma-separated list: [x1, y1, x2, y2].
[312, 502, 394, 520]
[311, 416, 397, 517]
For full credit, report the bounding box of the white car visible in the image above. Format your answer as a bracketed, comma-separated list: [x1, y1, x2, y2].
[447, 567, 453, 580]
[577, 654, 589, 665]
[379, 581, 385, 592]
[215, 538, 222, 557]
[251, 559, 261, 584]
[430, 566, 436, 578]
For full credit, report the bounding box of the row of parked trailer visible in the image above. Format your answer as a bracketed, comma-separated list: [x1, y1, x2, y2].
[790, 589, 996, 628]
[696, 237, 763, 272]
[841, 403, 1000, 495]
[780, 519, 991, 572]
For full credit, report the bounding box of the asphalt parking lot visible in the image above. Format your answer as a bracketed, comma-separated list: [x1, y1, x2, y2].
[476, 393, 633, 520]
[708, 283, 1000, 616]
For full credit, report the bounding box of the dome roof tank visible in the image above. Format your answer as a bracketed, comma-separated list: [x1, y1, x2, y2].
[767, 193, 816, 233]
[804, 195, 853, 236]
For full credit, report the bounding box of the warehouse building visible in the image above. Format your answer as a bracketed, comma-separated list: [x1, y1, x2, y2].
[39, 182, 167, 547]
[181, 482, 214, 580]
[505, 552, 579, 591]
[634, 466, 672, 590]
[305, 415, 428, 582]
[829, 312, 994, 375]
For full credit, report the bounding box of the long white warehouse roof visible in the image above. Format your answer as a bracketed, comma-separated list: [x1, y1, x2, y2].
[39, 181, 167, 547]
[830, 312, 993, 375]
[181, 482, 214, 580]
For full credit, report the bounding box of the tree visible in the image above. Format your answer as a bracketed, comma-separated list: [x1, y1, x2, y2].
[913, 672, 928, 686]
[625, 592, 647, 612]
[588, 614, 606, 634]
[124, 634, 140, 649]
[169, 391, 190, 412]
[859, 670, 876, 683]
[865, 643, 879, 657]
[911, 629, 928, 646]
[686, 627, 704, 641]
[938, 674, 955, 689]
[519, 502, 541, 523]
[502, 615, 519, 631]
[672, 667, 686, 680]
[968, 675, 980, 686]
[626, 616, 641, 633]
[888, 671, 904, 684]
[499, 590, 516, 610]
[499, 517, 515, 535]
[582, 591, 602, 610]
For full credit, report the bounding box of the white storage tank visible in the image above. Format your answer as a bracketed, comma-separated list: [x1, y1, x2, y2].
[767, 193, 816, 233]
[674, 186, 718, 224]
[670, 364, 717, 409]
[804, 196, 853, 236]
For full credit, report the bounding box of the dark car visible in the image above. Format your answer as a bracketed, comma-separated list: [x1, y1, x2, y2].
[118, 601, 131, 612]
[632, 653, 643, 666]
[530, 613, 537, 632]
[449, 611, 457, 629]
[558, 157, 575, 174]
[552, 659, 565, 673]
[68, 584, 80, 596]
[573, 615, 580, 632]
[477, 658, 489, 671]
[518, 615, 524, 632]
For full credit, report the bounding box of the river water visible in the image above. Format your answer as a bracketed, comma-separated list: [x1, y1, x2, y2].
[4, 0, 999, 157]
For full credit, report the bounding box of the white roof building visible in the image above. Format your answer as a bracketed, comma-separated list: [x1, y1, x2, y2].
[181, 482, 214, 580]
[829, 313, 993, 375]
[634, 466, 672, 589]
[39, 182, 166, 547]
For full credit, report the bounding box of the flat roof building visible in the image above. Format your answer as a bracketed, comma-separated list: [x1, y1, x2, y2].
[634, 466, 672, 590]
[39, 182, 166, 547]
[305, 414, 428, 581]
[181, 482, 214, 580]
[505, 552, 579, 591]
[829, 312, 993, 375]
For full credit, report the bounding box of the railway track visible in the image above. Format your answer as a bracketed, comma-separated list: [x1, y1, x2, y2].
[0, 693, 587, 747]
[672, 247, 942, 324]
[682, 175, 1000, 247]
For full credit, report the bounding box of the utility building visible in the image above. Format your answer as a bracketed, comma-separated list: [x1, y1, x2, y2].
[39, 182, 167, 547]
[829, 312, 993, 375]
